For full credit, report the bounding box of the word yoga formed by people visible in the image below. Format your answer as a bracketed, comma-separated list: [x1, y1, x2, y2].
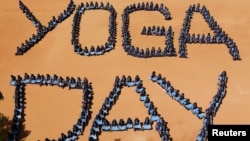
[9, 0, 242, 141]
[16, 0, 240, 60]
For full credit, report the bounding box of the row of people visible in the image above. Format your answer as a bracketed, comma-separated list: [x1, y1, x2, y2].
[73, 43, 115, 56]
[178, 3, 240, 60]
[126, 46, 173, 58]
[179, 4, 205, 58]
[125, 44, 177, 58]
[16, 0, 75, 55]
[96, 76, 162, 123]
[155, 117, 172, 141]
[141, 26, 166, 36]
[47, 0, 75, 31]
[186, 33, 228, 44]
[208, 71, 227, 117]
[178, 39, 188, 58]
[8, 81, 26, 141]
[71, 2, 117, 56]
[140, 26, 177, 57]
[122, 2, 173, 58]
[196, 108, 215, 141]
[9, 75, 93, 141]
[135, 84, 161, 122]
[19, 0, 42, 29]
[165, 26, 177, 57]
[15, 27, 47, 55]
[89, 75, 123, 140]
[124, 2, 171, 20]
[201, 70, 227, 141]
[196, 71, 227, 141]
[57, 81, 93, 141]
[201, 4, 240, 61]
[115, 75, 141, 87]
[10, 73, 89, 90]
[89, 75, 170, 141]
[150, 71, 205, 119]
[92, 117, 153, 133]
[227, 39, 240, 60]
[196, 122, 210, 141]
[123, 75, 169, 140]
[79, 1, 113, 10]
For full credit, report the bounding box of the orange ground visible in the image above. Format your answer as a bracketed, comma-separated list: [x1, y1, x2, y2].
[1, 0, 250, 140]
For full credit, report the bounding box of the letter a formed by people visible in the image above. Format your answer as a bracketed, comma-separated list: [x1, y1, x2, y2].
[179, 3, 240, 60]
[89, 75, 172, 141]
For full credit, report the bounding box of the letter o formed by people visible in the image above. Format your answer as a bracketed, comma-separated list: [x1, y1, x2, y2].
[71, 2, 117, 56]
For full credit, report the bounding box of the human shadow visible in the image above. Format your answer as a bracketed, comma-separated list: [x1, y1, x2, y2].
[0, 91, 4, 100]
[18, 124, 31, 141]
[0, 113, 12, 141]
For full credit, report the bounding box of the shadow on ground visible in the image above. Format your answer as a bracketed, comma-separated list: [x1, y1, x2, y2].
[19, 124, 31, 141]
[0, 113, 12, 141]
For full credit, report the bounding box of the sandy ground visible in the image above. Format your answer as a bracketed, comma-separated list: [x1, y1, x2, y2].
[1, 0, 250, 140]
